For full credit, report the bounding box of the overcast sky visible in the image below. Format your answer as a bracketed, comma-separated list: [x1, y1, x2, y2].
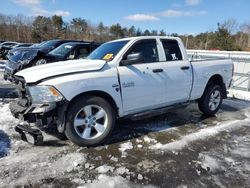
[1, 0, 250, 34]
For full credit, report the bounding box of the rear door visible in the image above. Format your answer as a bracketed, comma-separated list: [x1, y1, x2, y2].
[118, 39, 167, 113]
[160, 39, 192, 104]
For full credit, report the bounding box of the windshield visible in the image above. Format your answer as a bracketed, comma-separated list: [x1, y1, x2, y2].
[39, 40, 58, 51]
[49, 43, 73, 57]
[88, 40, 129, 61]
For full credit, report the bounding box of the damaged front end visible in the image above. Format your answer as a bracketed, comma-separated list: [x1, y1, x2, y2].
[9, 76, 67, 134]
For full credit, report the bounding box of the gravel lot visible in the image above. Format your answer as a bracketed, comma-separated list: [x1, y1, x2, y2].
[0, 71, 249, 188]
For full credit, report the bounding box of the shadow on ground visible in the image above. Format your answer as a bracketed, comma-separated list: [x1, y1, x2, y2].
[0, 130, 11, 158]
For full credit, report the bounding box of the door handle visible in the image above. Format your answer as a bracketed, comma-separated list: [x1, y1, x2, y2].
[181, 66, 190, 70]
[152, 69, 163, 73]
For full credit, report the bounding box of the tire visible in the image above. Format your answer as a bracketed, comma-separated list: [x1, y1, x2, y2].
[32, 58, 47, 66]
[35, 58, 47, 65]
[198, 84, 223, 116]
[65, 96, 116, 147]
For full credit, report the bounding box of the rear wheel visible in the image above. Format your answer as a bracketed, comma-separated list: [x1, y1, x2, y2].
[65, 96, 116, 146]
[198, 84, 223, 116]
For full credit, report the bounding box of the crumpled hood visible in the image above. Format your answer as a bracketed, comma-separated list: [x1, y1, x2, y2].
[15, 59, 106, 83]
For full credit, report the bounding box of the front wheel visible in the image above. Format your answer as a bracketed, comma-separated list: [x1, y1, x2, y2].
[65, 96, 116, 147]
[198, 84, 223, 116]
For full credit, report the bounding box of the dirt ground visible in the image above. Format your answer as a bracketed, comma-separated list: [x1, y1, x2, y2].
[0, 72, 249, 188]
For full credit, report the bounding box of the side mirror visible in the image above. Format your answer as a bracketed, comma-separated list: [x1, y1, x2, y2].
[121, 52, 143, 66]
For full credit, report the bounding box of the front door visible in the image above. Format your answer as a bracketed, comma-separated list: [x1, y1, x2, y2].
[118, 39, 167, 113]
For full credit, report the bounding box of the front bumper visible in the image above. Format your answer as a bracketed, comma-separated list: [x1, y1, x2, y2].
[9, 99, 57, 122]
[10, 76, 67, 131]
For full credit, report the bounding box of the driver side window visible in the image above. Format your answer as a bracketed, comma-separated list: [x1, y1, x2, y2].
[124, 39, 159, 64]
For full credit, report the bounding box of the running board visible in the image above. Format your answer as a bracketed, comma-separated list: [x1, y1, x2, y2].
[15, 123, 43, 145]
[125, 102, 189, 120]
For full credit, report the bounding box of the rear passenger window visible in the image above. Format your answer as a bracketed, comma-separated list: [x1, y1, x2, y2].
[161, 40, 183, 61]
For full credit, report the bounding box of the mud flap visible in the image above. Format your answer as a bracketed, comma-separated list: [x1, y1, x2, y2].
[15, 123, 43, 146]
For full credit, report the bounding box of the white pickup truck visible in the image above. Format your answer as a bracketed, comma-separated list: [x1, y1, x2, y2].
[10, 36, 233, 146]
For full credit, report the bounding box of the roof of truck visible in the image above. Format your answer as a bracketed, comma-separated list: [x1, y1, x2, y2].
[111, 36, 181, 42]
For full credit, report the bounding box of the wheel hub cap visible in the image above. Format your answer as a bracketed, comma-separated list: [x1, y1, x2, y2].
[208, 90, 221, 111]
[73, 105, 108, 140]
[86, 116, 96, 126]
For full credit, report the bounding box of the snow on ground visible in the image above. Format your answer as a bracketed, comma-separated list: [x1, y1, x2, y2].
[0, 60, 7, 71]
[195, 132, 250, 186]
[0, 103, 19, 132]
[78, 174, 155, 188]
[0, 101, 153, 187]
[119, 141, 133, 158]
[228, 89, 250, 101]
[0, 72, 12, 85]
[96, 165, 114, 174]
[149, 118, 249, 151]
[0, 98, 250, 187]
[198, 154, 220, 172]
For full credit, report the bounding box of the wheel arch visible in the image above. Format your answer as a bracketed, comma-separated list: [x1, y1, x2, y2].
[203, 74, 227, 98]
[67, 90, 119, 117]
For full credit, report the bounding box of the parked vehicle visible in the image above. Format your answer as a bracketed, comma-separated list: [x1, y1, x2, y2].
[6, 39, 80, 59]
[10, 36, 233, 146]
[0, 41, 18, 59]
[7, 41, 47, 58]
[10, 43, 33, 49]
[4, 42, 100, 81]
[3, 43, 33, 59]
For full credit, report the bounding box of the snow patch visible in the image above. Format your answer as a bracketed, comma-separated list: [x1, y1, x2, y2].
[150, 118, 250, 151]
[115, 166, 130, 175]
[143, 136, 157, 143]
[137, 174, 143, 180]
[0, 104, 19, 132]
[228, 89, 250, 101]
[110, 156, 118, 162]
[199, 154, 219, 172]
[79, 174, 132, 188]
[79, 174, 155, 188]
[0, 62, 7, 73]
[137, 144, 143, 148]
[96, 165, 114, 174]
[52, 153, 86, 173]
[119, 141, 133, 158]
[231, 147, 250, 158]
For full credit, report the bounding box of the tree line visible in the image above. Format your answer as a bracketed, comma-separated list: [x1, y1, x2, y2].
[0, 13, 249, 51]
